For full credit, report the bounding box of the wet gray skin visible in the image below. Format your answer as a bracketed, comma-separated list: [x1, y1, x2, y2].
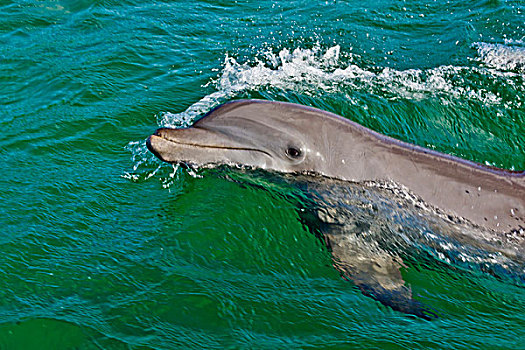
[147, 99, 525, 319]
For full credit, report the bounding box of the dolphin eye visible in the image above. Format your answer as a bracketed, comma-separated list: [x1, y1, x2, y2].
[285, 146, 302, 159]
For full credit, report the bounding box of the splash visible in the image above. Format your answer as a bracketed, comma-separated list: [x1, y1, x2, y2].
[122, 139, 203, 188]
[159, 44, 523, 129]
[157, 45, 347, 127]
[473, 41, 525, 72]
[121, 140, 163, 182]
[157, 90, 231, 128]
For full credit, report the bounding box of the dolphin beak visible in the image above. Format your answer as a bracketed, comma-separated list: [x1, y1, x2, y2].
[146, 127, 271, 165]
[147, 128, 193, 163]
[146, 133, 163, 161]
[146, 128, 174, 162]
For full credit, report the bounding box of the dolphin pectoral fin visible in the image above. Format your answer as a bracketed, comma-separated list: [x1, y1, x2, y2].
[336, 261, 439, 320]
[298, 207, 438, 320]
[327, 233, 439, 320]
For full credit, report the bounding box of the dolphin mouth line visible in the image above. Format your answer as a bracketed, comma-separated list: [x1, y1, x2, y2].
[148, 133, 273, 158]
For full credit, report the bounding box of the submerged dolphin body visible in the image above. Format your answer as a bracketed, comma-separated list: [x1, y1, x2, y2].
[147, 99, 525, 318]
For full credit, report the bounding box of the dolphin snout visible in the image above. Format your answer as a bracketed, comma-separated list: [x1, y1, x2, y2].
[146, 128, 173, 160]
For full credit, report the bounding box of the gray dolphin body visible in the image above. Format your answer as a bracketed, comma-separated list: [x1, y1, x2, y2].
[147, 99, 525, 319]
[148, 99, 525, 233]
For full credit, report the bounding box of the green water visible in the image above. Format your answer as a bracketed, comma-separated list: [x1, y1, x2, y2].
[1, 0, 524, 349]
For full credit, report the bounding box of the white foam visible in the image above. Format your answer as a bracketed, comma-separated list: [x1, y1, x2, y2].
[158, 90, 231, 128]
[473, 41, 525, 72]
[159, 44, 523, 128]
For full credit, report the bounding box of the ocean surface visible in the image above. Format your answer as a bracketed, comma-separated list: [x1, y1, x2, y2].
[1, 0, 524, 349]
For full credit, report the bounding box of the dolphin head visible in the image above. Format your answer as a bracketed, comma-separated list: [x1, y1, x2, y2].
[147, 100, 346, 175]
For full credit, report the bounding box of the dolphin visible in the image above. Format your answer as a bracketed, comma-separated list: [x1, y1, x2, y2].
[148, 99, 525, 233]
[147, 99, 525, 318]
